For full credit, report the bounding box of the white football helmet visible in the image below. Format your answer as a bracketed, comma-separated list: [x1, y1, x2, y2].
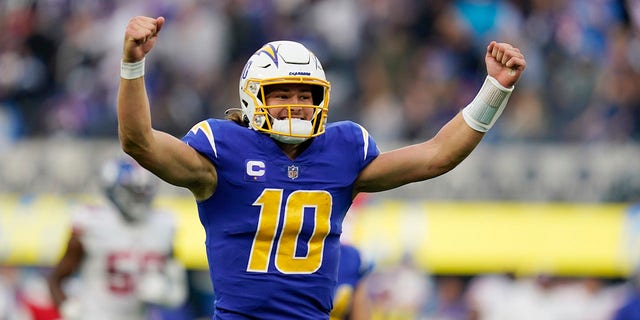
[239, 40, 331, 144]
[101, 158, 157, 223]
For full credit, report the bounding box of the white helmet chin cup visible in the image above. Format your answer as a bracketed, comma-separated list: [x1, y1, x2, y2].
[270, 118, 313, 144]
[239, 40, 330, 141]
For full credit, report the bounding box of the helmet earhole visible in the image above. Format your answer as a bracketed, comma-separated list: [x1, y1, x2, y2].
[311, 86, 324, 105]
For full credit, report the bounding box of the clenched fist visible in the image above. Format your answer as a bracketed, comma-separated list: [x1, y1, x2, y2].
[122, 16, 165, 63]
[485, 41, 526, 88]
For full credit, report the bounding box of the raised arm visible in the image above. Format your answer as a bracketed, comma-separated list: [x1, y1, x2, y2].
[117, 16, 216, 200]
[47, 233, 84, 310]
[355, 41, 526, 193]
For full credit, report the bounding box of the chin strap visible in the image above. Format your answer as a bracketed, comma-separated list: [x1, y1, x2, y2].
[270, 134, 309, 144]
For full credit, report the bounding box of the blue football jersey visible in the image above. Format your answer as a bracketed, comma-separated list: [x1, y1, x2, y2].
[331, 244, 374, 320]
[182, 119, 379, 319]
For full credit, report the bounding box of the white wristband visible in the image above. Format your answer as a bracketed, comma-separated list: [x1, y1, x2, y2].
[120, 58, 145, 79]
[462, 76, 514, 132]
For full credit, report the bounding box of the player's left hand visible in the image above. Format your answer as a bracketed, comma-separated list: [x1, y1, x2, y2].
[59, 298, 82, 320]
[485, 41, 526, 88]
[137, 270, 168, 304]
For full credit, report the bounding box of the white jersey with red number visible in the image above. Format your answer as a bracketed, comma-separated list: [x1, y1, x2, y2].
[71, 202, 176, 320]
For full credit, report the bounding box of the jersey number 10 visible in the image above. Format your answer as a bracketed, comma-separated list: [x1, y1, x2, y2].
[247, 189, 332, 274]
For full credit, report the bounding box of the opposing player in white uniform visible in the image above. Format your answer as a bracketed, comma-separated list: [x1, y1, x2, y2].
[47, 157, 187, 320]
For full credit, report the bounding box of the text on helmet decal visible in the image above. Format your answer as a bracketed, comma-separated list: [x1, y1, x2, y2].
[289, 71, 311, 76]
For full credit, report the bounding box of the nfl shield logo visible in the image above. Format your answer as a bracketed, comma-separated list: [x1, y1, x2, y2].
[287, 165, 299, 180]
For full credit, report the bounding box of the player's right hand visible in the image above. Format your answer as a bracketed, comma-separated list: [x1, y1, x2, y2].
[122, 16, 165, 63]
[59, 298, 82, 320]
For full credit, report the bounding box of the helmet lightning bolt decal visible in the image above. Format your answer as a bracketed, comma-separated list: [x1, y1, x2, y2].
[189, 121, 218, 158]
[255, 43, 279, 67]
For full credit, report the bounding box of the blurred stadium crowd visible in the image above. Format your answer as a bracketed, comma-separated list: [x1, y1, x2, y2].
[1, 0, 640, 144]
[3, 0, 640, 319]
[2, 0, 640, 201]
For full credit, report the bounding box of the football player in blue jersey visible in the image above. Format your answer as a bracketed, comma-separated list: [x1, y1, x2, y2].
[330, 244, 373, 320]
[117, 16, 526, 319]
